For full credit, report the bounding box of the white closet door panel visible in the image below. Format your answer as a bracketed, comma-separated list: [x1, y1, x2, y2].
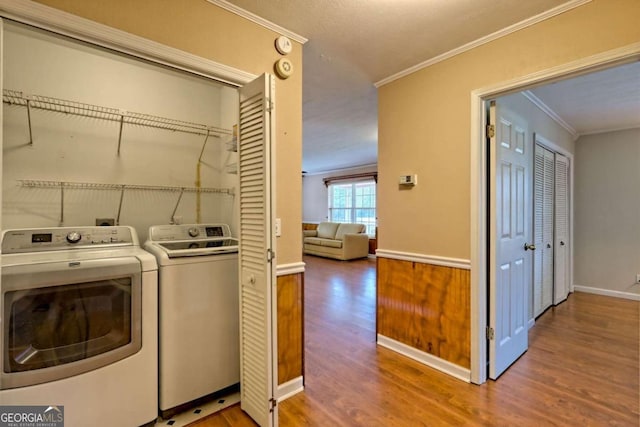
[541, 148, 555, 311]
[533, 145, 544, 317]
[554, 154, 570, 303]
[238, 73, 277, 427]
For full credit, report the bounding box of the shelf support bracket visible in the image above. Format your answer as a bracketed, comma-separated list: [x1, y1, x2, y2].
[116, 185, 126, 226]
[26, 98, 34, 145]
[198, 129, 211, 162]
[170, 188, 185, 224]
[117, 113, 125, 156]
[59, 182, 65, 227]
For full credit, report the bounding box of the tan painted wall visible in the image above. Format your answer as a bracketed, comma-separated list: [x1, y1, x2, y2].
[574, 128, 640, 295]
[33, 0, 303, 264]
[378, 0, 640, 260]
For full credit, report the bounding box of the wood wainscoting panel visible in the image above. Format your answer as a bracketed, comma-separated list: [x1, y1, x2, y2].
[377, 256, 470, 368]
[376, 257, 415, 346]
[413, 263, 470, 368]
[277, 272, 304, 385]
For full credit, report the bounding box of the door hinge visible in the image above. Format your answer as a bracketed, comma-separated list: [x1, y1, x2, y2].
[269, 397, 277, 412]
[486, 326, 495, 340]
[486, 124, 495, 138]
[267, 248, 276, 263]
[266, 97, 274, 112]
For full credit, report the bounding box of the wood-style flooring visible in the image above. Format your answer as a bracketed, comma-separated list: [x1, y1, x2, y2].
[190, 255, 639, 426]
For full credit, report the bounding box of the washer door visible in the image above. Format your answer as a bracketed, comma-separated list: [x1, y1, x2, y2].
[1, 257, 142, 389]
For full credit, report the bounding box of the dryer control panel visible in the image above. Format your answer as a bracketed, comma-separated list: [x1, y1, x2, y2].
[148, 223, 232, 242]
[1, 226, 136, 253]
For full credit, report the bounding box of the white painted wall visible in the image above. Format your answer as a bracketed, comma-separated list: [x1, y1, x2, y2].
[2, 22, 238, 242]
[302, 164, 377, 224]
[574, 128, 640, 297]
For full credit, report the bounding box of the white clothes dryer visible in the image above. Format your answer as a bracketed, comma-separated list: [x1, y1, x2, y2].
[144, 224, 239, 419]
[0, 226, 158, 427]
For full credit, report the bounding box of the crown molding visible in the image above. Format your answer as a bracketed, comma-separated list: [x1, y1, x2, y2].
[578, 125, 640, 137]
[522, 90, 578, 139]
[375, 0, 592, 87]
[206, 0, 307, 45]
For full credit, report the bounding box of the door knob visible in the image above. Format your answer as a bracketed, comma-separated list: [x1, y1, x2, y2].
[560, 241, 565, 246]
[524, 243, 536, 251]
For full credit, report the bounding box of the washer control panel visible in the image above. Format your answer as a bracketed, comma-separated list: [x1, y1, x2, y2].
[1, 226, 135, 253]
[148, 223, 232, 242]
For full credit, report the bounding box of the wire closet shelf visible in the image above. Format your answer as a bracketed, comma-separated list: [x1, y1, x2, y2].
[17, 179, 234, 195]
[17, 179, 234, 227]
[2, 89, 233, 154]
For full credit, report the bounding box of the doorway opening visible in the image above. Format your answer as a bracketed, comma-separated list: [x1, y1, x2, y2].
[470, 45, 640, 384]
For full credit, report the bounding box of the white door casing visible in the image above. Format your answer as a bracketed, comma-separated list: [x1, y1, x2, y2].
[554, 154, 570, 304]
[238, 73, 278, 427]
[489, 101, 531, 379]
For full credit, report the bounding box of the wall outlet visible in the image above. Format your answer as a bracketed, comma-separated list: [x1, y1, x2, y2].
[95, 218, 115, 226]
[636, 274, 640, 284]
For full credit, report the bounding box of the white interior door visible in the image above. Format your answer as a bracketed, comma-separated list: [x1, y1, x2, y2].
[554, 154, 570, 303]
[238, 73, 278, 427]
[489, 100, 531, 379]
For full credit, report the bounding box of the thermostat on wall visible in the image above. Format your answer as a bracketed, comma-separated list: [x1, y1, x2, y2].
[399, 174, 417, 186]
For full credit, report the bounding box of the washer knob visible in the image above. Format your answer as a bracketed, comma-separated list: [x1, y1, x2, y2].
[66, 231, 82, 244]
[188, 227, 200, 238]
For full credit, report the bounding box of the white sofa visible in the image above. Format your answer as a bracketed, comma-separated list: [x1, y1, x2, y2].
[303, 222, 369, 260]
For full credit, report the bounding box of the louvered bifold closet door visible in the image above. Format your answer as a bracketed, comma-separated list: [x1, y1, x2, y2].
[533, 145, 544, 318]
[554, 154, 570, 303]
[533, 144, 555, 317]
[238, 73, 277, 427]
[541, 148, 555, 311]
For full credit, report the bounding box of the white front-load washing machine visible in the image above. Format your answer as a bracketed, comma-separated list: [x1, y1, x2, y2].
[144, 223, 239, 419]
[0, 226, 158, 427]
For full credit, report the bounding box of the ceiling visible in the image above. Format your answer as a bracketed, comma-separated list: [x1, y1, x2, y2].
[222, 0, 640, 173]
[527, 61, 640, 136]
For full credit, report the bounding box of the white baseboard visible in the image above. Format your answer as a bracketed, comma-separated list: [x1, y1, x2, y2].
[376, 334, 471, 383]
[574, 285, 640, 301]
[528, 318, 535, 330]
[277, 376, 304, 402]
